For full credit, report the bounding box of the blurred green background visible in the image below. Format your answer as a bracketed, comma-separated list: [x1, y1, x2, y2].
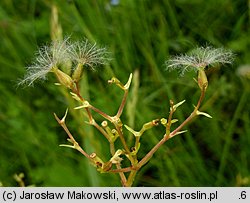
[0, 0, 249, 186]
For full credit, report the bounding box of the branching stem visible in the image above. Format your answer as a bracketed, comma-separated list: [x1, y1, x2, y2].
[54, 113, 90, 159]
[136, 86, 206, 170]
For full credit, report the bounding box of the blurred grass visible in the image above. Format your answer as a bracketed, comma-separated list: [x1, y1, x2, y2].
[0, 0, 249, 186]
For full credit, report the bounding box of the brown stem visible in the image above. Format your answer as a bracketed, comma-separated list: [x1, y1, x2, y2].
[85, 107, 94, 122]
[116, 89, 128, 118]
[109, 166, 134, 173]
[54, 114, 90, 159]
[169, 112, 195, 138]
[74, 143, 91, 159]
[136, 134, 168, 169]
[113, 89, 131, 154]
[114, 124, 130, 154]
[170, 86, 205, 137]
[136, 87, 206, 169]
[54, 114, 76, 143]
[88, 105, 113, 121]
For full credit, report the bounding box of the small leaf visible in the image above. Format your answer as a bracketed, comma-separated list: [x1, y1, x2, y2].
[171, 100, 186, 111]
[175, 130, 187, 135]
[70, 92, 82, 102]
[124, 73, 133, 90]
[59, 144, 75, 149]
[74, 101, 90, 109]
[74, 105, 85, 110]
[196, 110, 212, 118]
[171, 119, 178, 124]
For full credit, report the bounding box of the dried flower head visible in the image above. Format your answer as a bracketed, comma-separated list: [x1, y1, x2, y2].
[165, 46, 234, 75]
[20, 38, 71, 86]
[69, 39, 111, 69]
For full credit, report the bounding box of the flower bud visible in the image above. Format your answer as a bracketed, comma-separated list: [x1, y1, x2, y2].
[53, 68, 75, 90]
[198, 69, 208, 91]
[72, 63, 83, 82]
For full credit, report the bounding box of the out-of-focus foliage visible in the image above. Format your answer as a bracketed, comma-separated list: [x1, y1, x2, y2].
[0, 0, 249, 186]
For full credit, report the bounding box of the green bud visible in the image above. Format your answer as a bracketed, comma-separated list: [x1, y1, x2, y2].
[160, 118, 167, 126]
[72, 63, 84, 82]
[53, 68, 75, 90]
[198, 69, 208, 91]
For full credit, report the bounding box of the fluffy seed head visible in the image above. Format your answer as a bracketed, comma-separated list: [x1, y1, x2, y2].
[19, 37, 111, 87]
[20, 38, 71, 86]
[165, 46, 234, 75]
[69, 39, 111, 69]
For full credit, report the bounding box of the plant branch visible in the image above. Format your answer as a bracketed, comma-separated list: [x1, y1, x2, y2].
[166, 100, 174, 135]
[72, 83, 129, 185]
[114, 123, 130, 154]
[116, 89, 129, 118]
[54, 113, 90, 159]
[109, 166, 134, 173]
[136, 87, 206, 169]
[88, 105, 113, 121]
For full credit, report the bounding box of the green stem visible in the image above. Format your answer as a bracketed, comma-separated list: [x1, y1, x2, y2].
[110, 142, 127, 186]
[135, 136, 140, 151]
[166, 101, 174, 135]
[127, 170, 138, 187]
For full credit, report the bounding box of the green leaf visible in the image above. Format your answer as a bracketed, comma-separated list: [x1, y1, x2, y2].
[171, 100, 186, 112]
[196, 110, 212, 118]
[171, 119, 178, 124]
